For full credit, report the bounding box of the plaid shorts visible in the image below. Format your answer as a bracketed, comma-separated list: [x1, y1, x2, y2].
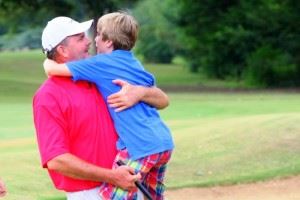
[99, 149, 172, 200]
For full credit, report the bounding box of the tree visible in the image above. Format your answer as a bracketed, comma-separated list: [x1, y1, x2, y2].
[133, 0, 181, 63]
[175, 0, 300, 87]
[0, 0, 74, 33]
[0, 0, 138, 50]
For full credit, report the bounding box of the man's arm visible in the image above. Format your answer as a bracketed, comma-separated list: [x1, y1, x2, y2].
[107, 79, 169, 112]
[47, 153, 139, 190]
[33, 95, 138, 190]
[141, 86, 169, 109]
[43, 59, 72, 76]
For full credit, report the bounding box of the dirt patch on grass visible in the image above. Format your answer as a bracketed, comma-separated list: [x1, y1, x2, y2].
[165, 176, 300, 200]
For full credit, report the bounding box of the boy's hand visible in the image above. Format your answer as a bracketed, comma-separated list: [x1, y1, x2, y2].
[107, 79, 145, 112]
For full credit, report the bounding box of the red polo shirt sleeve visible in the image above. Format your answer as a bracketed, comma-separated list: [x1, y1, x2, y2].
[33, 91, 69, 167]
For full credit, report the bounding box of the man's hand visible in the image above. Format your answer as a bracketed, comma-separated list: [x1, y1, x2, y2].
[110, 165, 141, 191]
[0, 179, 7, 197]
[108, 79, 169, 111]
[107, 79, 145, 112]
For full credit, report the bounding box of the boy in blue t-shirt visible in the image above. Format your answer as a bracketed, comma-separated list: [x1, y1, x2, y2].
[44, 12, 174, 200]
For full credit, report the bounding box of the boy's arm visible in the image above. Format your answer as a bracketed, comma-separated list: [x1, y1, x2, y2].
[44, 59, 169, 111]
[43, 59, 72, 77]
[107, 79, 169, 112]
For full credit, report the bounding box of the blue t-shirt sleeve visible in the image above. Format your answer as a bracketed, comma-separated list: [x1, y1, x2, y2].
[66, 54, 155, 87]
[66, 56, 104, 83]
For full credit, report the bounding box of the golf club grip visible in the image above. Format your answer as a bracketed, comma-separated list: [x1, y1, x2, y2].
[116, 160, 153, 200]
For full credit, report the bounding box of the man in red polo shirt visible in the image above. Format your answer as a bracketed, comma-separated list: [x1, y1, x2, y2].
[33, 16, 169, 200]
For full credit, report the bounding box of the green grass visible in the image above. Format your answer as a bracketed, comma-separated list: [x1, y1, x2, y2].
[144, 62, 247, 88]
[144, 63, 201, 86]
[161, 93, 300, 188]
[1, 50, 300, 199]
[0, 50, 245, 100]
[0, 50, 45, 103]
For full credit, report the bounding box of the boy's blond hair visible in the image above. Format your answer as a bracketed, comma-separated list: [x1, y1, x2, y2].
[97, 12, 138, 50]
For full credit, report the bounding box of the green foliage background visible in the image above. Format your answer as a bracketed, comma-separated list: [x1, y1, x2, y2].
[174, 0, 300, 87]
[0, 0, 299, 87]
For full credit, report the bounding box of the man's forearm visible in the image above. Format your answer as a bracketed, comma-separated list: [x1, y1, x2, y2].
[47, 153, 138, 190]
[47, 153, 112, 182]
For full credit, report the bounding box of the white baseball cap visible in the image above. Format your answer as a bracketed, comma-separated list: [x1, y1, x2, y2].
[42, 16, 93, 54]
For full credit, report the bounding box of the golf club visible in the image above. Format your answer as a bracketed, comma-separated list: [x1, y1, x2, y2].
[116, 160, 153, 200]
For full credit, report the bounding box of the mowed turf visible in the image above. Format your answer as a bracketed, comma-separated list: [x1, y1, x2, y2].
[162, 93, 300, 188]
[1, 50, 300, 199]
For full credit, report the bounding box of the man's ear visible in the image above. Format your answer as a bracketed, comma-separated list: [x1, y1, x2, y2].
[56, 45, 68, 58]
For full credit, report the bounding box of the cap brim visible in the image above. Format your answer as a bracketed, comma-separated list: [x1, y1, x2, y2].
[68, 19, 93, 36]
[81, 19, 94, 31]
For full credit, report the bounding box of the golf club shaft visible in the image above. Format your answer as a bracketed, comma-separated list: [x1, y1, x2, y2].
[116, 160, 153, 200]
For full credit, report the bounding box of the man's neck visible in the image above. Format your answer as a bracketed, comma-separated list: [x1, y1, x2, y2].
[55, 57, 67, 64]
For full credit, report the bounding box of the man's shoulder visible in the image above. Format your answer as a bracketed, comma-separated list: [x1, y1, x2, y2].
[33, 79, 58, 102]
[36, 77, 63, 90]
[34, 77, 97, 100]
[34, 77, 70, 98]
